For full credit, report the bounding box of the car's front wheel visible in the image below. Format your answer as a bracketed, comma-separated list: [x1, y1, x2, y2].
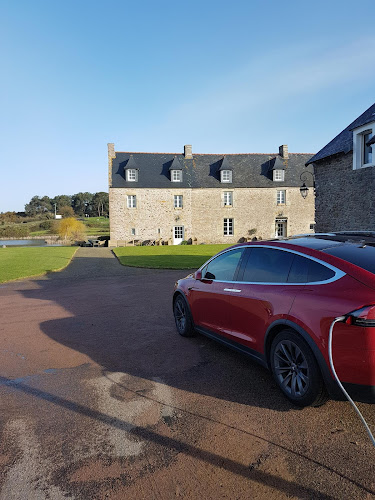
[270, 329, 328, 407]
[173, 294, 195, 337]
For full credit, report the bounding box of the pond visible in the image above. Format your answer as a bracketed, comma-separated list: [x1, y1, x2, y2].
[0, 239, 61, 247]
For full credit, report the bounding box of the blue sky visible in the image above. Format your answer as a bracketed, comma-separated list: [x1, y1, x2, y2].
[1, 0, 374, 212]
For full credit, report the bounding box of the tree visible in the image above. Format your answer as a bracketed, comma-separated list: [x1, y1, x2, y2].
[59, 205, 75, 218]
[25, 195, 52, 216]
[51, 195, 72, 212]
[56, 218, 86, 241]
[71, 192, 93, 217]
[91, 192, 109, 217]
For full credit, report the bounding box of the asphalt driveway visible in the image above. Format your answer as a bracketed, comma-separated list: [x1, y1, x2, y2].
[0, 248, 374, 499]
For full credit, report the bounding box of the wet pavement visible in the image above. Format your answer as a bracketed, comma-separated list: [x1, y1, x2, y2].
[0, 248, 374, 499]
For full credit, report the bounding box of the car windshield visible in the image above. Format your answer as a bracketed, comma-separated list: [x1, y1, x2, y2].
[323, 243, 375, 275]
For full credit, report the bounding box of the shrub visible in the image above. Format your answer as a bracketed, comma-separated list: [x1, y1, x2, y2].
[0, 226, 30, 237]
[39, 220, 54, 230]
[59, 206, 75, 218]
[180, 240, 188, 245]
[56, 218, 86, 241]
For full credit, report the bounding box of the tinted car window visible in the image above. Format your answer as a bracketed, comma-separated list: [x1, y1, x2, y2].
[323, 244, 375, 275]
[203, 249, 244, 281]
[287, 254, 335, 283]
[287, 255, 308, 283]
[307, 260, 335, 282]
[241, 247, 294, 283]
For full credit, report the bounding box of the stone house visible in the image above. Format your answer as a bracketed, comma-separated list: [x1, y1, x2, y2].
[306, 102, 375, 232]
[108, 143, 315, 246]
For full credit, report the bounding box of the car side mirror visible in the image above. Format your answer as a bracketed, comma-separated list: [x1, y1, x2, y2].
[194, 270, 202, 280]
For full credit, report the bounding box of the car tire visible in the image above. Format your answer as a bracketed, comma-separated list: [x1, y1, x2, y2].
[270, 329, 328, 407]
[173, 294, 195, 337]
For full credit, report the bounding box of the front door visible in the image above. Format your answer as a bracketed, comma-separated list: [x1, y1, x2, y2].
[275, 219, 287, 238]
[188, 248, 246, 337]
[173, 225, 184, 245]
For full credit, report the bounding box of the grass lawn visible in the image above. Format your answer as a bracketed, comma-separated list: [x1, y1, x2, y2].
[113, 244, 233, 269]
[83, 217, 110, 237]
[0, 247, 78, 283]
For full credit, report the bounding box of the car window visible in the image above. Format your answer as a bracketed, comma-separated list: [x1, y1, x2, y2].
[287, 254, 335, 283]
[307, 259, 335, 282]
[241, 247, 294, 283]
[287, 255, 308, 282]
[203, 248, 244, 281]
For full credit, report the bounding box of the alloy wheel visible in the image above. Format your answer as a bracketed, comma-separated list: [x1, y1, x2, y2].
[174, 298, 186, 333]
[273, 339, 309, 398]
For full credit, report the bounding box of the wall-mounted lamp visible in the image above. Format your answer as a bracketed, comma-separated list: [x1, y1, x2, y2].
[299, 171, 315, 199]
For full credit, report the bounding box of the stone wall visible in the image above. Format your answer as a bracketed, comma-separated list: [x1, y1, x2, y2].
[109, 186, 315, 246]
[314, 153, 375, 232]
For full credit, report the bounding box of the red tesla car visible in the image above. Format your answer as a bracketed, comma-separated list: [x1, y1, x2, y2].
[173, 233, 375, 406]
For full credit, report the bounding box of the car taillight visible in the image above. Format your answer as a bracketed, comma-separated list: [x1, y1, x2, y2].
[344, 305, 375, 327]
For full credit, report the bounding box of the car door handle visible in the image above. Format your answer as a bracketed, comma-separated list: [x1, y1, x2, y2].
[224, 288, 242, 293]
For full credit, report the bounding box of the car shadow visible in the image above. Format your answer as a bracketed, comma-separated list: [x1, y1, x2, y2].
[15, 254, 296, 412]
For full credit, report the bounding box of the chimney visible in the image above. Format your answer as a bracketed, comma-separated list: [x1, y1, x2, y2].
[108, 143, 116, 187]
[279, 144, 288, 159]
[184, 144, 193, 159]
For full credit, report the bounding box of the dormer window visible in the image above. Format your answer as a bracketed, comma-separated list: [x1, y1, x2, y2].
[169, 156, 183, 182]
[124, 155, 139, 181]
[218, 156, 233, 183]
[353, 122, 375, 170]
[273, 169, 285, 182]
[126, 169, 138, 182]
[363, 132, 373, 165]
[221, 170, 232, 183]
[171, 170, 182, 182]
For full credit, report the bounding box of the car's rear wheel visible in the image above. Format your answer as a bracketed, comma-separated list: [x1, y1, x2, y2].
[173, 295, 195, 337]
[270, 329, 328, 407]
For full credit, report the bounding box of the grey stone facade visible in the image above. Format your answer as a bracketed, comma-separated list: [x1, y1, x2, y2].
[109, 144, 315, 246]
[307, 103, 375, 233]
[314, 153, 375, 232]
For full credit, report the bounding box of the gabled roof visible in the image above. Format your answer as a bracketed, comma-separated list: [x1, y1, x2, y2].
[269, 156, 286, 171]
[306, 103, 375, 165]
[218, 156, 232, 171]
[124, 155, 138, 170]
[111, 151, 314, 189]
[169, 156, 183, 171]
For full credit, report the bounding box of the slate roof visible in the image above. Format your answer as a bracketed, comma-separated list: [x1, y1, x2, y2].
[111, 151, 314, 189]
[218, 156, 232, 171]
[169, 156, 183, 171]
[269, 156, 286, 171]
[124, 155, 138, 170]
[306, 103, 375, 166]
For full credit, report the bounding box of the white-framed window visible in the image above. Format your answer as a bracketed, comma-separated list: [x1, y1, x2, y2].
[223, 191, 233, 206]
[353, 122, 375, 170]
[277, 190, 286, 205]
[273, 170, 285, 182]
[131, 228, 136, 236]
[221, 170, 232, 183]
[224, 218, 234, 236]
[171, 170, 182, 182]
[126, 169, 138, 182]
[174, 195, 183, 208]
[127, 195, 136, 208]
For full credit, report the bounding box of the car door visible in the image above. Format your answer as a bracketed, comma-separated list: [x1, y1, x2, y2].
[188, 247, 246, 337]
[227, 246, 301, 353]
